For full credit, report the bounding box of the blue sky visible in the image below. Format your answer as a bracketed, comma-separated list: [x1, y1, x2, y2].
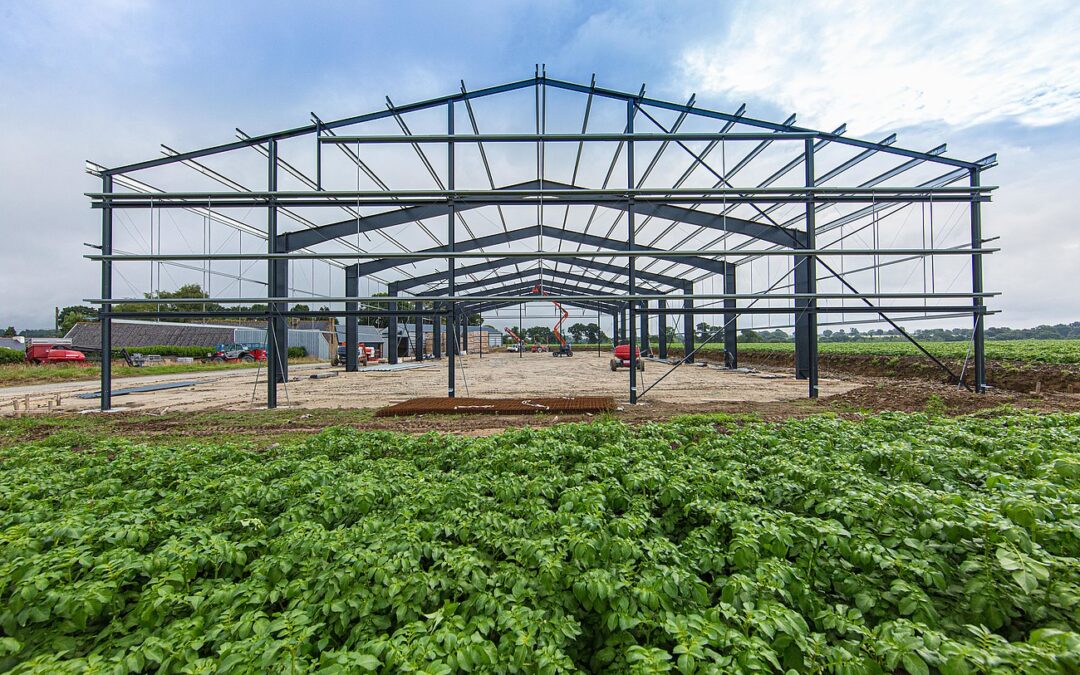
[1, 0, 1078, 330]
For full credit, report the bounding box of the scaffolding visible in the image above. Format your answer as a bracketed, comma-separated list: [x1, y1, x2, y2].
[86, 69, 997, 410]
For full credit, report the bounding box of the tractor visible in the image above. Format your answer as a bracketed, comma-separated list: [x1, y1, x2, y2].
[208, 343, 267, 363]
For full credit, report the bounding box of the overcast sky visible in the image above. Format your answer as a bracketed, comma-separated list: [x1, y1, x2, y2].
[1, 0, 1078, 330]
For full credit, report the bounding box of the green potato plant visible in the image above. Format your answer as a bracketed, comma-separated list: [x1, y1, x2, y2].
[1, 413, 1078, 672]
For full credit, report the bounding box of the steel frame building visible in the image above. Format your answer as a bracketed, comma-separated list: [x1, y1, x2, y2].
[86, 70, 997, 410]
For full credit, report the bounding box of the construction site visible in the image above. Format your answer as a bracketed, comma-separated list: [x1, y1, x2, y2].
[65, 70, 997, 418]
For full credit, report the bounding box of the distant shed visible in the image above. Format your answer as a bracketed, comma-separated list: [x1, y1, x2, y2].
[66, 319, 333, 359]
[0, 337, 25, 352]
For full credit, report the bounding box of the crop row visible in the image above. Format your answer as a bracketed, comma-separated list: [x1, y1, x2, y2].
[1, 414, 1078, 672]
[715, 339, 1080, 365]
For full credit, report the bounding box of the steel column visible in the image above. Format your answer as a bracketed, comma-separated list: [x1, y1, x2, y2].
[446, 305, 455, 360]
[266, 140, 280, 407]
[447, 100, 456, 397]
[345, 267, 358, 371]
[270, 286, 288, 383]
[724, 265, 737, 368]
[460, 311, 468, 354]
[415, 309, 423, 360]
[388, 288, 399, 365]
[433, 303, 442, 358]
[683, 283, 694, 364]
[794, 138, 819, 396]
[639, 301, 649, 357]
[658, 298, 668, 359]
[970, 169, 986, 392]
[100, 175, 113, 411]
[627, 100, 638, 404]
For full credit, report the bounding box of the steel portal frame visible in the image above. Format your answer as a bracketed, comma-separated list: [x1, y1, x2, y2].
[87, 71, 996, 409]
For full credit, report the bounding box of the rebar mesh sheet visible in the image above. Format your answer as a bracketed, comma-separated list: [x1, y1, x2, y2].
[375, 396, 616, 417]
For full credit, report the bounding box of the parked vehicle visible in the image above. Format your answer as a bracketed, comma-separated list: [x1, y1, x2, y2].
[207, 343, 267, 363]
[504, 328, 526, 353]
[610, 343, 644, 371]
[24, 340, 87, 365]
[128, 353, 165, 367]
[331, 344, 372, 367]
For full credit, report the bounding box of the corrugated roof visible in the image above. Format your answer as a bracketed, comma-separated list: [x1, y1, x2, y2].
[0, 338, 25, 352]
[67, 321, 234, 349]
[334, 325, 386, 343]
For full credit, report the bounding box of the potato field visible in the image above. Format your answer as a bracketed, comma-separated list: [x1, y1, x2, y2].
[733, 340, 1080, 365]
[1, 413, 1079, 673]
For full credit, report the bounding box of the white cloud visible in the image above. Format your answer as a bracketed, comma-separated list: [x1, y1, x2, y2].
[680, 0, 1080, 132]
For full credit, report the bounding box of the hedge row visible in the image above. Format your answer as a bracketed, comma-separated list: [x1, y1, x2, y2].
[107, 345, 309, 359]
[115, 345, 213, 358]
[0, 347, 24, 365]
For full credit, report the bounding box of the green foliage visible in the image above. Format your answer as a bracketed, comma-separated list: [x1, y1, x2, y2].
[1, 414, 1079, 672]
[735, 339, 1080, 365]
[113, 284, 223, 316]
[567, 323, 607, 344]
[287, 346, 307, 358]
[0, 347, 23, 364]
[115, 345, 214, 358]
[524, 325, 556, 344]
[2, 327, 14, 338]
[57, 305, 98, 335]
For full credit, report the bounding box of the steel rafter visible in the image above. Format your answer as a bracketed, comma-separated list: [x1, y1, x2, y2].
[89, 71, 994, 410]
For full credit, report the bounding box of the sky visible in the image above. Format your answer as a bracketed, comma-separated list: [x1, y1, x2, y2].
[1, 0, 1078, 331]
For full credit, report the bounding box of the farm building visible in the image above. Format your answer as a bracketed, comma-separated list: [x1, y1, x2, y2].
[83, 72, 996, 410]
[333, 324, 388, 358]
[468, 326, 502, 349]
[0, 338, 25, 352]
[66, 319, 334, 360]
[328, 324, 499, 360]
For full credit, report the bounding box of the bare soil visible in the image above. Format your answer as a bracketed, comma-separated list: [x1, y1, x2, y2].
[3, 353, 1077, 441]
[0, 352, 859, 418]
[669, 349, 1080, 394]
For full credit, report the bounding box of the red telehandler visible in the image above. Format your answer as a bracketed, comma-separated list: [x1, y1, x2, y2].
[504, 327, 525, 352]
